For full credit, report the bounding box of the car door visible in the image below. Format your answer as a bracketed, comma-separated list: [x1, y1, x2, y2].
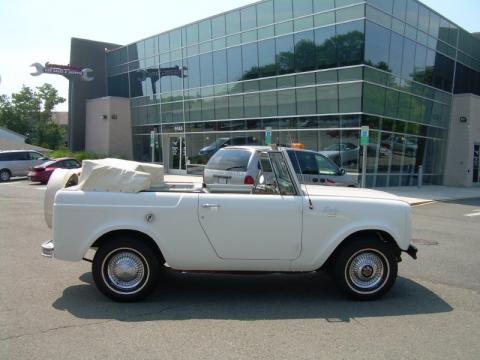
[14, 152, 32, 176]
[198, 152, 303, 260]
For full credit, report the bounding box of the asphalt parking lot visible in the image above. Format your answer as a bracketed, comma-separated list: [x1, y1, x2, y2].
[1, 180, 480, 359]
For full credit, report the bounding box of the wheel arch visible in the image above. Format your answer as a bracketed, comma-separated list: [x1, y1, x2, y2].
[90, 229, 165, 265]
[321, 229, 402, 271]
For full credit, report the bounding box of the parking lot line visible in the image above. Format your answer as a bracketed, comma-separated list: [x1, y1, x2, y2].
[465, 210, 480, 217]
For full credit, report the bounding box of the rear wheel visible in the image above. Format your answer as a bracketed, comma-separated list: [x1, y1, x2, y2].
[333, 238, 398, 300]
[92, 237, 160, 302]
[0, 169, 11, 182]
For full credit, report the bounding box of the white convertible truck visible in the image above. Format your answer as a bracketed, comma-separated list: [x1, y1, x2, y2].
[42, 149, 417, 302]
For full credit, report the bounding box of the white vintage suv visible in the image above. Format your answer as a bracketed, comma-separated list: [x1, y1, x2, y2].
[42, 149, 417, 302]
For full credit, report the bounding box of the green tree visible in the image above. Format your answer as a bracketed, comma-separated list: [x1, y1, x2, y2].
[0, 84, 66, 149]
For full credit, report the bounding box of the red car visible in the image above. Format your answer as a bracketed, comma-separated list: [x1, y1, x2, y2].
[28, 158, 81, 184]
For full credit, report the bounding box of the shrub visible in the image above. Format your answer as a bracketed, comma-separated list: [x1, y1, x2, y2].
[49, 150, 98, 161]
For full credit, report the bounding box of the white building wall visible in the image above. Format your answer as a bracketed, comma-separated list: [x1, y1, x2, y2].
[85, 97, 132, 159]
[444, 94, 480, 187]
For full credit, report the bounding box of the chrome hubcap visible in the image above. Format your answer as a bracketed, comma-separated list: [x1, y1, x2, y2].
[0, 172, 8, 181]
[107, 252, 145, 290]
[348, 252, 385, 290]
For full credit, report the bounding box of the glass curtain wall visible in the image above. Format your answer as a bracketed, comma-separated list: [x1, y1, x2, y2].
[106, 0, 480, 186]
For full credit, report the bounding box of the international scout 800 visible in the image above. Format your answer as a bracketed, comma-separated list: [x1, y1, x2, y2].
[42, 150, 417, 302]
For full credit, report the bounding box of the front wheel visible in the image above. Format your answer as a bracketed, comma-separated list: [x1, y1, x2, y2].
[92, 237, 160, 302]
[333, 238, 398, 300]
[0, 169, 11, 182]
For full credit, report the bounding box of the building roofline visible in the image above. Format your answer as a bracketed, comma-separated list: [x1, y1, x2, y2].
[106, 0, 479, 53]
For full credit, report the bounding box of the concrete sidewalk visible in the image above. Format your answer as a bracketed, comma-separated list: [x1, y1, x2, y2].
[383, 186, 480, 205]
[164, 175, 479, 206]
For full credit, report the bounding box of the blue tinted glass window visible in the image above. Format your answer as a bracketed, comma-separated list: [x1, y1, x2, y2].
[428, 13, 440, 38]
[315, 25, 336, 69]
[393, 0, 407, 21]
[128, 44, 140, 62]
[274, 0, 293, 22]
[294, 30, 315, 72]
[226, 11, 241, 35]
[241, 5, 257, 30]
[433, 53, 454, 92]
[402, 38, 416, 80]
[365, 21, 390, 70]
[369, 0, 393, 13]
[200, 53, 214, 86]
[170, 60, 183, 91]
[160, 65, 172, 93]
[257, 1, 274, 27]
[276, 34, 294, 75]
[158, 33, 169, 53]
[418, 5, 429, 34]
[186, 56, 200, 89]
[424, 49, 435, 86]
[294, 0, 313, 17]
[313, 0, 334, 12]
[336, 20, 364, 67]
[227, 47, 243, 82]
[242, 43, 259, 79]
[212, 50, 227, 84]
[212, 15, 226, 38]
[199, 20, 212, 42]
[108, 74, 129, 97]
[186, 24, 199, 46]
[414, 44, 427, 83]
[258, 38, 277, 77]
[145, 37, 157, 58]
[169, 30, 182, 49]
[406, 0, 418, 27]
[389, 32, 404, 76]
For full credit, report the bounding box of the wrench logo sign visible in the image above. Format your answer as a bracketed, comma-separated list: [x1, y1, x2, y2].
[30, 62, 94, 82]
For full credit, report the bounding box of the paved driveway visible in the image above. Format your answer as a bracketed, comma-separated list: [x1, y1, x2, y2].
[1, 180, 479, 359]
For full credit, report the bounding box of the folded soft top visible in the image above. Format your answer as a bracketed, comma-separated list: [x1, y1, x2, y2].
[77, 158, 165, 193]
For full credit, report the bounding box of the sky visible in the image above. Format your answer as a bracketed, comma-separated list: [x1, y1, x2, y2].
[0, 0, 478, 111]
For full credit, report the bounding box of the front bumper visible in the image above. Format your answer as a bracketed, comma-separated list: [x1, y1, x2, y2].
[404, 245, 418, 260]
[41, 240, 54, 258]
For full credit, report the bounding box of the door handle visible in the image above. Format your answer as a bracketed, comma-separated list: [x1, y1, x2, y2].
[201, 204, 221, 208]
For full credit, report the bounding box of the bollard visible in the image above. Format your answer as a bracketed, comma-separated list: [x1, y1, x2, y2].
[418, 165, 423, 188]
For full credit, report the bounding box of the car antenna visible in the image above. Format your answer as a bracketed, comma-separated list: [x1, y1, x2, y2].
[291, 149, 314, 210]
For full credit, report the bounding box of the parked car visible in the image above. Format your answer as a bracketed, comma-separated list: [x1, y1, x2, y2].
[28, 158, 81, 184]
[320, 143, 392, 166]
[203, 146, 358, 187]
[199, 136, 259, 158]
[320, 143, 359, 165]
[0, 150, 49, 182]
[42, 151, 417, 302]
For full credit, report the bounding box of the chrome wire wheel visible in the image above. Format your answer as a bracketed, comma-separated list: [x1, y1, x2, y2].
[102, 248, 150, 295]
[345, 249, 390, 295]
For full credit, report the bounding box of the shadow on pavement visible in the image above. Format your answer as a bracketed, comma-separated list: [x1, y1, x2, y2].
[53, 272, 452, 323]
[438, 198, 480, 206]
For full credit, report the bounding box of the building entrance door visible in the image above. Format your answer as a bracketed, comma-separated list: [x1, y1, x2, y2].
[168, 136, 187, 175]
[473, 145, 479, 184]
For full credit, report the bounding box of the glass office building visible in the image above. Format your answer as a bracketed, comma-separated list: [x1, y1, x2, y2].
[106, 0, 480, 186]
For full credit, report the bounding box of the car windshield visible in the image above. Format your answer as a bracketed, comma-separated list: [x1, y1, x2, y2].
[41, 160, 56, 167]
[213, 138, 230, 147]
